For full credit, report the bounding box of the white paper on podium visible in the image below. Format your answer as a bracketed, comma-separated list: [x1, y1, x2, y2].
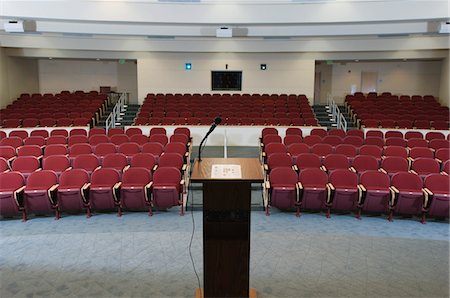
[211, 164, 242, 179]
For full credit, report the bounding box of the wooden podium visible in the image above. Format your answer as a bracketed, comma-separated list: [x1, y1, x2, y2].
[190, 158, 264, 298]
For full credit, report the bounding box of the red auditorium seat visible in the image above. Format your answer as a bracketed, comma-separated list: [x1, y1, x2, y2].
[389, 172, 426, 222]
[286, 127, 302, 136]
[303, 135, 322, 146]
[423, 174, 449, 219]
[297, 168, 328, 215]
[88, 127, 106, 137]
[149, 134, 169, 147]
[24, 136, 46, 147]
[11, 156, 40, 182]
[102, 153, 129, 173]
[425, 131, 445, 141]
[364, 137, 384, 148]
[410, 158, 441, 179]
[407, 138, 428, 149]
[149, 167, 184, 215]
[73, 154, 101, 177]
[130, 134, 149, 146]
[89, 134, 109, 146]
[366, 130, 383, 139]
[51, 129, 69, 137]
[310, 128, 327, 138]
[130, 153, 157, 172]
[9, 130, 28, 139]
[89, 168, 122, 216]
[17, 145, 42, 159]
[326, 169, 358, 216]
[23, 170, 59, 220]
[385, 131, 403, 139]
[357, 170, 391, 218]
[0, 172, 26, 219]
[110, 134, 130, 146]
[120, 167, 153, 214]
[310, 143, 333, 159]
[429, 139, 450, 151]
[107, 128, 124, 137]
[125, 127, 142, 137]
[265, 166, 300, 216]
[42, 155, 71, 178]
[93, 143, 117, 162]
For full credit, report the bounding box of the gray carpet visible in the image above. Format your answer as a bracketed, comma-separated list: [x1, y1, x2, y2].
[1, 146, 449, 297]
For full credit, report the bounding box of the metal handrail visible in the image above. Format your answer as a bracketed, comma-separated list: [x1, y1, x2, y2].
[327, 93, 347, 131]
[106, 93, 128, 132]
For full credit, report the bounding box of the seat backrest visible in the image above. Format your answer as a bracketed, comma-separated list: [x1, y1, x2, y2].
[303, 135, 322, 146]
[69, 128, 88, 137]
[435, 148, 450, 162]
[0, 171, 25, 191]
[164, 142, 186, 156]
[130, 153, 156, 169]
[381, 156, 409, 173]
[295, 153, 322, 169]
[262, 134, 282, 145]
[267, 153, 293, 169]
[107, 128, 124, 137]
[125, 127, 143, 137]
[346, 129, 364, 139]
[90, 168, 121, 186]
[68, 135, 89, 146]
[46, 135, 67, 145]
[424, 174, 449, 194]
[149, 134, 168, 146]
[405, 131, 423, 140]
[88, 134, 109, 146]
[383, 146, 408, 159]
[409, 147, 434, 160]
[323, 154, 349, 170]
[391, 172, 423, 191]
[26, 170, 58, 189]
[153, 166, 181, 186]
[158, 152, 184, 169]
[9, 130, 28, 139]
[170, 134, 189, 145]
[43, 143, 67, 156]
[12, 156, 40, 172]
[88, 127, 106, 137]
[335, 144, 357, 158]
[110, 134, 130, 146]
[69, 143, 93, 156]
[322, 135, 343, 147]
[385, 137, 407, 147]
[429, 139, 450, 151]
[411, 158, 440, 175]
[261, 127, 278, 138]
[73, 154, 100, 171]
[342, 136, 364, 147]
[310, 128, 327, 138]
[118, 142, 141, 155]
[364, 137, 384, 147]
[102, 153, 128, 169]
[359, 170, 390, 189]
[130, 134, 149, 145]
[328, 129, 346, 138]
[329, 169, 358, 188]
[310, 143, 333, 157]
[142, 142, 164, 157]
[385, 131, 403, 139]
[366, 130, 383, 139]
[269, 167, 298, 186]
[17, 145, 42, 157]
[122, 167, 152, 185]
[287, 143, 310, 156]
[407, 138, 429, 149]
[298, 168, 328, 187]
[30, 130, 49, 138]
[59, 169, 90, 188]
[93, 143, 117, 156]
[425, 131, 445, 141]
[43, 155, 70, 171]
[285, 127, 302, 137]
[150, 127, 167, 136]
[0, 137, 23, 148]
[265, 143, 288, 156]
[174, 127, 191, 138]
[23, 136, 46, 147]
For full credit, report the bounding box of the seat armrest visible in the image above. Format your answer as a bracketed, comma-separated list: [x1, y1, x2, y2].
[409, 169, 418, 175]
[182, 164, 187, 171]
[144, 181, 153, 202]
[152, 164, 158, 171]
[113, 182, 122, 202]
[293, 165, 298, 172]
[13, 185, 26, 207]
[81, 182, 90, 203]
[435, 158, 442, 164]
[48, 184, 59, 205]
[326, 183, 335, 203]
[123, 165, 130, 172]
[320, 165, 327, 172]
[379, 168, 387, 174]
[349, 167, 356, 173]
[389, 186, 399, 206]
[265, 180, 271, 190]
[357, 184, 367, 204]
[263, 164, 268, 171]
[422, 188, 433, 208]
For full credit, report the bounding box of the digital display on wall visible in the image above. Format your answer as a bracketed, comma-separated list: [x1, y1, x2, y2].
[211, 71, 242, 91]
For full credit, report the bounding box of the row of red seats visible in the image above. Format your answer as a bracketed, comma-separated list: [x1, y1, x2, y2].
[137, 108, 313, 118]
[307, 128, 449, 140]
[1, 118, 92, 129]
[0, 166, 185, 221]
[134, 116, 319, 126]
[359, 119, 449, 130]
[264, 167, 448, 223]
[145, 93, 309, 100]
[2, 111, 95, 120]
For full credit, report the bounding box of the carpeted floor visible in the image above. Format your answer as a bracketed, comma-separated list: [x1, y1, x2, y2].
[1, 146, 449, 298]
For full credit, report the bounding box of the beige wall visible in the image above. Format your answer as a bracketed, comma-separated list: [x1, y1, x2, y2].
[117, 61, 138, 104]
[439, 51, 449, 107]
[0, 47, 10, 108]
[137, 53, 315, 104]
[38, 59, 118, 94]
[0, 54, 39, 108]
[331, 60, 442, 103]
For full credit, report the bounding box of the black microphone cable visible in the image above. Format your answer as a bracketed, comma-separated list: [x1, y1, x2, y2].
[188, 149, 201, 291]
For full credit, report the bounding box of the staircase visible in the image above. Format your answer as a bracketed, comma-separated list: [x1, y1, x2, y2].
[313, 104, 357, 130]
[97, 104, 140, 128]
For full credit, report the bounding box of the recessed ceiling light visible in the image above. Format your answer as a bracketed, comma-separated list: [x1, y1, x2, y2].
[48, 57, 53, 60]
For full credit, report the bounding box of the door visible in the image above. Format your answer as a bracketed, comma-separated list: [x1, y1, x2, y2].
[360, 71, 378, 93]
[314, 71, 321, 104]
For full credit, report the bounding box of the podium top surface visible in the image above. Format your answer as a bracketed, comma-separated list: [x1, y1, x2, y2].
[190, 158, 264, 183]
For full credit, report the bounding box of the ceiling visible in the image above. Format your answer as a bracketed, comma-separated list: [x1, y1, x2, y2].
[0, 0, 448, 53]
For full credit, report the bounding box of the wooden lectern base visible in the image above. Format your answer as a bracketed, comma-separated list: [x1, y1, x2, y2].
[195, 288, 257, 298]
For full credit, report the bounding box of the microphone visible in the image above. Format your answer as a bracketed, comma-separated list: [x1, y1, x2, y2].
[198, 117, 222, 161]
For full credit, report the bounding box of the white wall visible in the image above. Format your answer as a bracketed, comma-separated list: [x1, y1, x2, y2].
[137, 53, 315, 104]
[439, 51, 449, 107]
[331, 60, 443, 103]
[38, 59, 118, 94]
[117, 61, 138, 104]
[0, 55, 39, 108]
